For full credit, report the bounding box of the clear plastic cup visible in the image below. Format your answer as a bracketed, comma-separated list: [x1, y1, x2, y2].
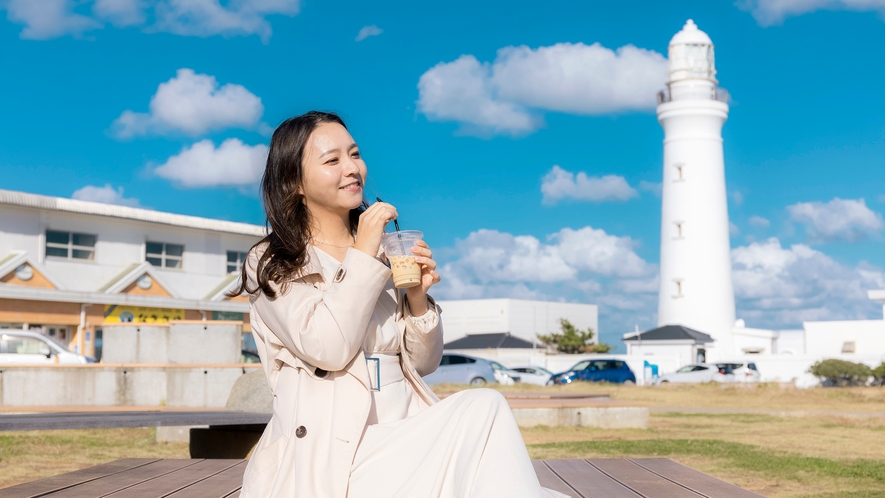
[381, 230, 423, 288]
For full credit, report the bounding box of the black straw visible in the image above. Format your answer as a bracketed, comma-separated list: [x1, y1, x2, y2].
[376, 197, 400, 231]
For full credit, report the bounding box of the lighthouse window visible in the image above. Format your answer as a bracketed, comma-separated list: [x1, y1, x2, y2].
[674, 222, 684, 239]
[673, 280, 684, 299]
[674, 163, 684, 181]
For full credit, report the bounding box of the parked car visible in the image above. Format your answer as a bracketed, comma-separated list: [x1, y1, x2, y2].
[422, 353, 498, 386]
[654, 362, 761, 384]
[547, 359, 636, 385]
[0, 330, 95, 364]
[511, 366, 553, 386]
[241, 350, 261, 363]
[488, 361, 522, 385]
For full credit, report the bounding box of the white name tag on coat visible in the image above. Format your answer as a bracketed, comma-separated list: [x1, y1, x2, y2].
[366, 357, 381, 391]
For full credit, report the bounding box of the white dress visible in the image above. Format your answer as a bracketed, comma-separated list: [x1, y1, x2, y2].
[312, 248, 570, 498]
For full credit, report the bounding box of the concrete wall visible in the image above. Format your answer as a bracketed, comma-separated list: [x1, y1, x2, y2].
[0, 365, 259, 407]
[103, 322, 242, 364]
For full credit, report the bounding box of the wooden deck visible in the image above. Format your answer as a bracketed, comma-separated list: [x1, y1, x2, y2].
[0, 458, 762, 497]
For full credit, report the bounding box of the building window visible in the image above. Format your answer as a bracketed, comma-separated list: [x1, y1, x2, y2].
[146, 242, 184, 269]
[673, 163, 685, 182]
[45, 230, 96, 260]
[227, 251, 249, 273]
[841, 341, 856, 354]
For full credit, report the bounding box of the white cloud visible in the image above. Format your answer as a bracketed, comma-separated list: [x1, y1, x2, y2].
[93, 0, 145, 26]
[355, 24, 382, 41]
[433, 226, 659, 334]
[72, 184, 141, 207]
[153, 138, 268, 188]
[3, 0, 300, 41]
[731, 191, 745, 206]
[6, 0, 102, 40]
[541, 166, 638, 205]
[112, 68, 264, 138]
[417, 42, 667, 136]
[732, 237, 884, 326]
[417, 55, 538, 136]
[749, 215, 771, 227]
[639, 180, 662, 197]
[738, 0, 885, 26]
[730, 222, 741, 236]
[787, 197, 884, 242]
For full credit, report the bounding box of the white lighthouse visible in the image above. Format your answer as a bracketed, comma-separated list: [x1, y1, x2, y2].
[656, 20, 736, 360]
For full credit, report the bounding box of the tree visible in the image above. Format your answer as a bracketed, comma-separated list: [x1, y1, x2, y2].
[537, 319, 613, 354]
[808, 359, 872, 387]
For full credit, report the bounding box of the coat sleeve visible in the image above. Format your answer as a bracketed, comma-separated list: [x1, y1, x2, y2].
[400, 294, 444, 377]
[248, 247, 392, 372]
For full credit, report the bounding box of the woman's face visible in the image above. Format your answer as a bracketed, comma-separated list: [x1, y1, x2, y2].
[301, 122, 366, 217]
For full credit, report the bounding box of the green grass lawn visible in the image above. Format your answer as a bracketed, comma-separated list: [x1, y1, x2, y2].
[2, 384, 885, 497]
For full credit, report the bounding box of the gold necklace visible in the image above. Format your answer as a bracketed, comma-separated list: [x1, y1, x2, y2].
[313, 236, 355, 249]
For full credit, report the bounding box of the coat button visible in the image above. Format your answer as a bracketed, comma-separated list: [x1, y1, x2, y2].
[334, 268, 346, 283]
[295, 426, 307, 438]
[315, 368, 328, 378]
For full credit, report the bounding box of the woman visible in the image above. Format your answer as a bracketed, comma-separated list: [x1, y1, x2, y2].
[235, 111, 569, 498]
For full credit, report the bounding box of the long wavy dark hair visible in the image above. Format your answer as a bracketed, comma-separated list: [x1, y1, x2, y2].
[229, 111, 365, 299]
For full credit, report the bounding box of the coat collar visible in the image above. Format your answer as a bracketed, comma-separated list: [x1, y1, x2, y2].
[291, 245, 325, 281]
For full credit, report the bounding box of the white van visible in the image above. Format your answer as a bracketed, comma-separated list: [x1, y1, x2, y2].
[0, 330, 95, 364]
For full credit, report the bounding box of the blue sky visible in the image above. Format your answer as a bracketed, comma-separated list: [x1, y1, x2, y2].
[2, 0, 884, 349]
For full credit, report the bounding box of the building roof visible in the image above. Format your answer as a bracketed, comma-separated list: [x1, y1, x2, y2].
[444, 333, 537, 350]
[623, 324, 714, 344]
[0, 189, 266, 237]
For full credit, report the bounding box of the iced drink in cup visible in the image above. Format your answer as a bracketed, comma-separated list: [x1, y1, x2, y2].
[381, 230, 423, 289]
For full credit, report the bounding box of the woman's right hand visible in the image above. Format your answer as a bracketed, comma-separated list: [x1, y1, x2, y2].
[353, 201, 398, 258]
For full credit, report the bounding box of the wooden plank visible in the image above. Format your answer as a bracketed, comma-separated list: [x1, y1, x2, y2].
[630, 458, 764, 498]
[587, 459, 703, 497]
[43, 459, 202, 497]
[102, 460, 243, 498]
[165, 461, 247, 498]
[0, 411, 270, 431]
[544, 459, 642, 498]
[532, 461, 579, 497]
[0, 458, 159, 498]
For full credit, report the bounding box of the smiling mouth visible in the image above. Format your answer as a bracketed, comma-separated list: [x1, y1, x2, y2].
[340, 181, 361, 190]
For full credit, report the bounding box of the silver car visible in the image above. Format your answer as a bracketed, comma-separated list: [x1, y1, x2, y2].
[422, 353, 498, 386]
[511, 366, 553, 386]
[0, 330, 95, 364]
[655, 362, 761, 384]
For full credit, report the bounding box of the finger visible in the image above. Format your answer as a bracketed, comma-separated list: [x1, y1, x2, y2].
[415, 240, 429, 248]
[411, 246, 432, 258]
[415, 257, 437, 271]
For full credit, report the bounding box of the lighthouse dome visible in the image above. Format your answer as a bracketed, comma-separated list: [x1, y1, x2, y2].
[667, 19, 717, 83]
[669, 19, 712, 46]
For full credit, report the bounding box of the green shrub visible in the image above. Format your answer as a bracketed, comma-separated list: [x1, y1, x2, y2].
[872, 362, 885, 386]
[537, 319, 614, 354]
[809, 359, 872, 387]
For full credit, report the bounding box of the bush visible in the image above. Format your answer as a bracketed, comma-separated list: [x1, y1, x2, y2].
[873, 362, 885, 386]
[808, 359, 872, 387]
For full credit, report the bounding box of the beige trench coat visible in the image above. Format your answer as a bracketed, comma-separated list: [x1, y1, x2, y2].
[239, 244, 443, 498]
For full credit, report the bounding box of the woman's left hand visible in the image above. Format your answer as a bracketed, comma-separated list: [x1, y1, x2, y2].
[405, 240, 440, 315]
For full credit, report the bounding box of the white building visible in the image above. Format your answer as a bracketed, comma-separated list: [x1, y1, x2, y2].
[436, 298, 598, 347]
[656, 19, 736, 361]
[0, 189, 263, 358]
